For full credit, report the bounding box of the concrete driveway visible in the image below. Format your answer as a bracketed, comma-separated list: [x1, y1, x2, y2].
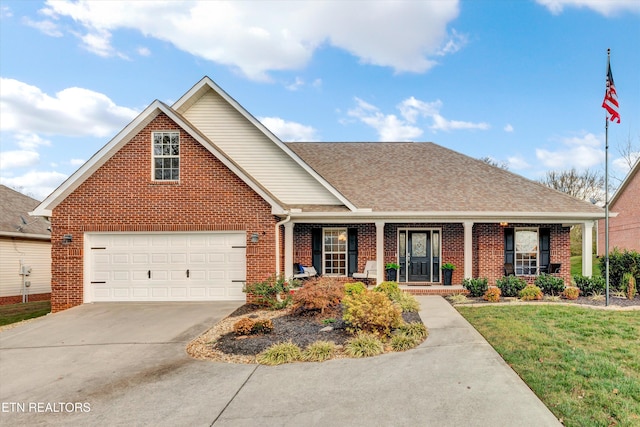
[0, 298, 560, 426]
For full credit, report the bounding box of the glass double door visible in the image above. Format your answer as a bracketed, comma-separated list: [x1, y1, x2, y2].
[398, 230, 440, 283]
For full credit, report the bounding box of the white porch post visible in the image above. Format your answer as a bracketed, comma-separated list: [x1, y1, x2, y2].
[375, 221, 385, 285]
[582, 221, 593, 277]
[284, 221, 294, 278]
[463, 221, 474, 280]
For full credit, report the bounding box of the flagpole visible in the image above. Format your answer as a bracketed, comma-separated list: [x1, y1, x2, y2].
[605, 48, 610, 307]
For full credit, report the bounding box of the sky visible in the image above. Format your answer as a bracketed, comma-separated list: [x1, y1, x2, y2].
[1, 0, 639, 201]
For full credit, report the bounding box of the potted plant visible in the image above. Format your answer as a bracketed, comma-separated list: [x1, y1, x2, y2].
[441, 263, 456, 286]
[385, 262, 400, 282]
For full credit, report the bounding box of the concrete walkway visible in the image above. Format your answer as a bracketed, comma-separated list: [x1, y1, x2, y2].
[0, 297, 561, 426]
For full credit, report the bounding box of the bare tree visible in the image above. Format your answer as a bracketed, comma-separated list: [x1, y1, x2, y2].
[479, 156, 509, 170]
[538, 168, 604, 205]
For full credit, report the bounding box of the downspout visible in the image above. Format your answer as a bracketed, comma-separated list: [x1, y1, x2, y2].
[275, 214, 291, 275]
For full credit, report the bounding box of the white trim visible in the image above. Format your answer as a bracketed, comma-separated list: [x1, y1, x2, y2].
[463, 221, 473, 280]
[322, 227, 348, 276]
[514, 227, 539, 276]
[172, 77, 358, 212]
[151, 131, 180, 182]
[396, 227, 442, 283]
[32, 101, 286, 217]
[582, 221, 594, 277]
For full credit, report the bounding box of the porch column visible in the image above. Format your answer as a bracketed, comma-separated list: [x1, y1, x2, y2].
[375, 221, 385, 285]
[283, 221, 294, 278]
[582, 221, 593, 277]
[463, 221, 473, 280]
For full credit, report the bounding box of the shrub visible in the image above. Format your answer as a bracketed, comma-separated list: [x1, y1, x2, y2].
[291, 277, 344, 315]
[345, 282, 367, 296]
[573, 274, 605, 296]
[496, 276, 527, 297]
[342, 290, 403, 337]
[302, 341, 336, 362]
[373, 281, 402, 300]
[599, 248, 640, 292]
[390, 334, 420, 352]
[448, 294, 469, 304]
[563, 287, 580, 300]
[256, 341, 302, 365]
[519, 285, 543, 301]
[534, 274, 565, 296]
[395, 322, 428, 340]
[243, 274, 298, 309]
[393, 291, 420, 313]
[344, 333, 384, 358]
[623, 272, 637, 300]
[483, 287, 501, 302]
[252, 319, 274, 334]
[462, 277, 489, 297]
[233, 317, 255, 336]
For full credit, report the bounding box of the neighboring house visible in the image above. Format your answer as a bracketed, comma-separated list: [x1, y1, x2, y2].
[598, 159, 640, 255]
[0, 185, 51, 305]
[32, 77, 605, 313]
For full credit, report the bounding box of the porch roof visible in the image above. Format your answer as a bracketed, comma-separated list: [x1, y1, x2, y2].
[287, 142, 605, 218]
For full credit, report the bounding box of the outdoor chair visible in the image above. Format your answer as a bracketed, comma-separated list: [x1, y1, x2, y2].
[293, 263, 318, 279]
[504, 263, 515, 276]
[549, 263, 561, 274]
[353, 260, 377, 286]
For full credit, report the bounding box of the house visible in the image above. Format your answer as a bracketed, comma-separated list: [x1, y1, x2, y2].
[1, 185, 51, 305]
[32, 77, 605, 313]
[598, 158, 640, 255]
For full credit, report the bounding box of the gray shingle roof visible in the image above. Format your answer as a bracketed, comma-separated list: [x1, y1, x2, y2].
[0, 185, 50, 237]
[287, 142, 604, 215]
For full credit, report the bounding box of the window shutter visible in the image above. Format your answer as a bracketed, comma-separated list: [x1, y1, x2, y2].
[504, 228, 514, 264]
[539, 228, 551, 269]
[312, 228, 322, 273]
[348, 228, 358, 277]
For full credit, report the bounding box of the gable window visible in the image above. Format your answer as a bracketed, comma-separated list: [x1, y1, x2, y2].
[153, 132, 179, 181]
[323, 228, 347, 276]
[515, 228, 538, 275]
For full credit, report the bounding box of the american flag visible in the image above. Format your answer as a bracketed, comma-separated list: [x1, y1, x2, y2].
[602, 63, 620, 123]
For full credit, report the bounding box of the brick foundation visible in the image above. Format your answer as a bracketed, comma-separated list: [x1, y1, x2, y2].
[0, 293, 51, 306]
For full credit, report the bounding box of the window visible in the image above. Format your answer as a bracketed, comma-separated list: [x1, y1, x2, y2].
[153, 132, 179, 180]
[515, 228, 538, 275]
[323, 228, 347, 276]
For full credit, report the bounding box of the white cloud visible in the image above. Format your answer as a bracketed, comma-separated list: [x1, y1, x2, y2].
[259, 117, 319, 142]
[612, 152, 640, 174]
[536, 0, 640, 16]
[22, 17, 63, 37]
[69, 158, 86, 166]
[507, 155, 532, 170]
[0, 170, 67, 200]
[0, 150, 40, 169]
[285, 77, 305, 91]
[349, 96, 489, 141]
[504, 124, 514, 132]
[1, 5, 13, 18]
[0, 78, 138, 137]
[14, 133, 52, 150]
[137, 47, 151, 57]
[40, 0, 462, 80]
[536, 132, 604, 169]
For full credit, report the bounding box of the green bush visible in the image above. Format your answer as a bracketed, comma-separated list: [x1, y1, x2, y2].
[373, 281, 402, 300]
[519, 285, 543, 301]
[462, 277, 488, 297]
[243, 274, 298, 309]
[302, 341, 336, 362]
[599, 249, 640, 292]
[256, 341, 302, 365]
[345, 282, 367, 296]
[291, 277, 344, 315]
[496, 276, 527, 297]
[534, 274, 565, 296]
[573, 274, 605, 296]
[395, 322, 428, 340]
[344, 333, 384, 358]
[342, 290, 403, 337]
[390, 334, 420, 352]
[393, 291, 420, 313]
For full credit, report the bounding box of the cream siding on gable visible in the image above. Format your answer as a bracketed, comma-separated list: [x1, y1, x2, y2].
[182, 90, 342, 206]
[0, 239, 51, 298]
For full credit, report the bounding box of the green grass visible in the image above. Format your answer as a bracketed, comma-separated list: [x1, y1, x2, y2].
[457, 305, 640, 427]
[571, 254, 602, 277]
[0, 300, 51, 326]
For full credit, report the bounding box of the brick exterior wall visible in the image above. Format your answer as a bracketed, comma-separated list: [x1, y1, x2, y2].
[50, 113, 277, 312]
[598, 168, 640, 255]
[293, 222, 571, 286]
[0, 293, 51, 306]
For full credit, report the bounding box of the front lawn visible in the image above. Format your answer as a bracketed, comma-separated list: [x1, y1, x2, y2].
[457, 305, 640, 427]
[571, 254, 601, 277]
[0, 300, 51, 326]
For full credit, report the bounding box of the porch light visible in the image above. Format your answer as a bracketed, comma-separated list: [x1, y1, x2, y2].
[499, 222, 509, 227]
[62, 234, 73, 244]
[250, 233, 259, 243]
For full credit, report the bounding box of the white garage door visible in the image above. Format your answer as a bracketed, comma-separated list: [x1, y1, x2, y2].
[87, 232, 246, 302]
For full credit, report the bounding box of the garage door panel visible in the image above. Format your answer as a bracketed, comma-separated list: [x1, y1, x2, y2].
[88, 232, 246, 302]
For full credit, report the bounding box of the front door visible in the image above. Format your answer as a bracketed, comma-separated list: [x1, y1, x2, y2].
[398, 229, 441, 283]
